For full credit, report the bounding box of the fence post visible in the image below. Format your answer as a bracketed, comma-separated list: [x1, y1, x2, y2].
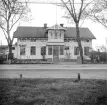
[78, 73, 80, 81]
[20, 74, 23, 79]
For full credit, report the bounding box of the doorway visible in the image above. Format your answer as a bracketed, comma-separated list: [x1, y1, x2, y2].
[53, 46, 59, 63]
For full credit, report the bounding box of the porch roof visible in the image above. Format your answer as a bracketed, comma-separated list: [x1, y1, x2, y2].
[47, 42, 64, 45]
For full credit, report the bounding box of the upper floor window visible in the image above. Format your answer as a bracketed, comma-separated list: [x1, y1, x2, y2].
[30, 39, 36, 42]
[20, 38, 26, 42]
[30, 46, 36, 55]
[55, 31, 57, 39]
[20, 45, 26, 55]
[48, 30, 64, 39]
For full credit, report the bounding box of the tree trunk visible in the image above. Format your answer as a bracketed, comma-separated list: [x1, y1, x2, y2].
[76, 23, 84, 64]
[8, 43, 13, 60]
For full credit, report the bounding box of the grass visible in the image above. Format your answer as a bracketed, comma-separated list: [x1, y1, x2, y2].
[0, 78, 107, 105]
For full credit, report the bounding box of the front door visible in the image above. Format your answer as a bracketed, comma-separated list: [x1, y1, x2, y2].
[53, 46, 59, 63]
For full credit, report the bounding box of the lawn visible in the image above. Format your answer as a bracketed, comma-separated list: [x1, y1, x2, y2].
[0, 78, 107, 105]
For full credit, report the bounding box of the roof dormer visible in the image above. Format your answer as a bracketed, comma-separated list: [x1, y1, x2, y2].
[47, 24, 66, 42]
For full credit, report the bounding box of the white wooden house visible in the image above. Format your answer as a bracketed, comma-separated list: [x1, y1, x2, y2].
[13, 24, 95, 62]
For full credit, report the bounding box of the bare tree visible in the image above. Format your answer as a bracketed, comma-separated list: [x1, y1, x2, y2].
[0, 0, 29, 61]
[86, 0, 107, 28]
[60, 0, 94, 64]
[96, 45, 107, 52]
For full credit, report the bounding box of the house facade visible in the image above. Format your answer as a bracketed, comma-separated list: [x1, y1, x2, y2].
[13, 24, 95, 62]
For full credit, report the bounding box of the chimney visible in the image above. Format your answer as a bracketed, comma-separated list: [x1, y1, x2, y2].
[44, 23, 47, 28]
[60, 24, 64, 27]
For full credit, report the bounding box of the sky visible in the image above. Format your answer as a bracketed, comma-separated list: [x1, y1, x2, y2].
[0, 0, 107, 50]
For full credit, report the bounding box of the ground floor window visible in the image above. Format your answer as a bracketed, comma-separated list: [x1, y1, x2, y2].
[48, 46, 52, 55]
[30, 46, 36, 55]
[74, 47, 79, 55]
[84, 47, 89, 55]
[65, 46, 69, 50]
[20, 45, 26, 55]
[41, 46, 46, 55]
[60, 46, 64, 55]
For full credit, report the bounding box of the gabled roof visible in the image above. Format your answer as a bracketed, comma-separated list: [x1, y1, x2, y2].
[65, 27, 96, 39]
[14, 27, 47, 38]
[13, 26, 96, 39]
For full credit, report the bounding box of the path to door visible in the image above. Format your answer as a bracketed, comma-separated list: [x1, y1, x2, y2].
[0, 64, 107, 79]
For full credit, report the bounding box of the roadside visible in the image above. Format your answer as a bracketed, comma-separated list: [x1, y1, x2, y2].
[0, 64, 107, 70]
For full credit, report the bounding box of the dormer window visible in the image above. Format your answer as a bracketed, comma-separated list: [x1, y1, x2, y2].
[47, 24, 66, 41]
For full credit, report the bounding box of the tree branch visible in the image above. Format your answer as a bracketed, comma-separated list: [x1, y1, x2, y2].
[72, 0, 77, 20]
[78, 0, 84, 22]
[1, 28, 9, 44]
[61, 0, 76, 22]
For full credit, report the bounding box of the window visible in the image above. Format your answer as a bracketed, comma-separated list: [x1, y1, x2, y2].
[41, 46, 46, 55]
[60, 33, 62, 38]
[30, 39, 36, 42]
[65, 46, 69, 50]
[55, 31, 57, 39]
[84, 47, 89, 55]
[74, 47, 79, 55]
[12, 47, 15, 50]
[20, 45, 26, 55]
[60, 46, 64, 55]
[48, 46, 52, 55]
[30, 46, 36, 55]
[49, 31, 52, 38]
[86, 40, 89, 42]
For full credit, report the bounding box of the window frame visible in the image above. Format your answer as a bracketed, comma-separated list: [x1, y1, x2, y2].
[60, 45, 64, 55]
[20, 45, 26, 55]
[48, 46, 52, 55]
[41, 46, 46, 55]
[84, 47, 89, 56]
[74, 47, 79, 55]
[30, 46, 36, 55]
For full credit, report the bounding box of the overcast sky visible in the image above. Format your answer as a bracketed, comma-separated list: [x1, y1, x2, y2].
[0, 0, 107, 50]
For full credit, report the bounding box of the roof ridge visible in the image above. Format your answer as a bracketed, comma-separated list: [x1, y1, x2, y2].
[18, 26, 89, 29]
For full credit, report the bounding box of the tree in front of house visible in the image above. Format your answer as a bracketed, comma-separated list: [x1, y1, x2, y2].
[41, 46, 46, 61]
[60, 0, 94, 64]
[0, 0, 30, 61]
